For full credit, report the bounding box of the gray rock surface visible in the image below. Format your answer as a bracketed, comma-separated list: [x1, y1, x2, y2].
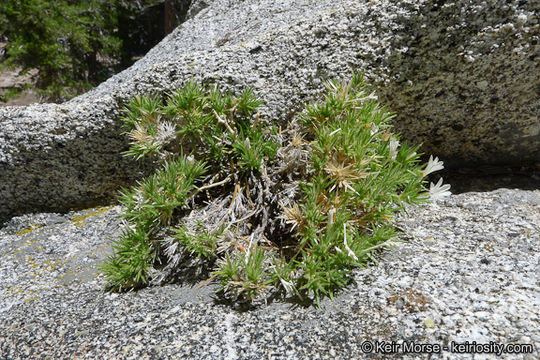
[1, 0, 538, 222]
[1, 188, 538, 359]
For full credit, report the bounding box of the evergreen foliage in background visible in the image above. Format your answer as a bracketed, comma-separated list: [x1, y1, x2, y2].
[102, 75, 450, 306]
[0, 0, 182, 102]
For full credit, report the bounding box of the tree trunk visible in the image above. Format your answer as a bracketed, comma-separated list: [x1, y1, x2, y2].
[164, 0, 175, 35]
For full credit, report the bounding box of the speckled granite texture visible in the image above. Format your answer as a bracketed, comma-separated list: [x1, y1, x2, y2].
[1, 188, 538, 359]
[1, 0, 538, 223]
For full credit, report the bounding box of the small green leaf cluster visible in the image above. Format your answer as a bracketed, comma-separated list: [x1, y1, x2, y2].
[120, 81, 278, 173]
[103, 75, 447, 305]
[102, 157, 207, 290]
[217, 244, 273, 300]
[119, 157, 207, 228]
[173, 224, 223, 259]
[102, 224, 155, 290]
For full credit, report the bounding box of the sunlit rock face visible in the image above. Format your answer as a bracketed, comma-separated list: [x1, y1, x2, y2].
[371, 1, 539, 169]
[1, 0, 537, 223]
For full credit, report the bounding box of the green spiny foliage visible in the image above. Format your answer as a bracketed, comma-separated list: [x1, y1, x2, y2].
[102, 75, 449, 305]
[216, 244, 273, 300]
[119, 156, 207, 228]
[173, 224, 223, 259]
[102, 81, 280, 292]
[101, 224, 155, 291]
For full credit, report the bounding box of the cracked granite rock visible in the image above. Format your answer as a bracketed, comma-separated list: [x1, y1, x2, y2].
[1, 0, 538, 224]
[0, 188, 538, 359]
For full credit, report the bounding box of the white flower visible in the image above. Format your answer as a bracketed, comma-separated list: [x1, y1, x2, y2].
[389, 137, 400, 160]
[429, 178, 451, 201]
[279, 278, 296, 296]
[423, 155, 444, 177]
[157, 121, 177, 143]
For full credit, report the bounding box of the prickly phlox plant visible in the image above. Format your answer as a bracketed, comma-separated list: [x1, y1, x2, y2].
[102, 74, 449, 305]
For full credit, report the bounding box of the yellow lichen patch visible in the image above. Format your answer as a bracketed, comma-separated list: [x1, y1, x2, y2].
[70, 206, 112, 227]
[7, 285, 23, 294]
[42, 259, 62, 271]
[6, 286, 38, 302]
[9, 237, 40, 257]
[25, 255, 39, 268]
[15, 224, 43, 236]
[20, 254, 67, 281]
